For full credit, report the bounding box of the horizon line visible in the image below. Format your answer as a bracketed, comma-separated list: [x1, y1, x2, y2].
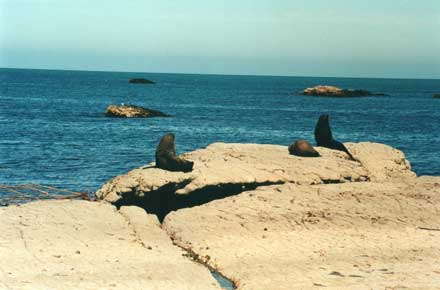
[1, 65, 439, 81]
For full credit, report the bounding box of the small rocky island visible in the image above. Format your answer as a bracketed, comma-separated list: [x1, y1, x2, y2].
[300, 85, 385, 97]
[105, 105, 170, 118]
[129, 78, 155, 84]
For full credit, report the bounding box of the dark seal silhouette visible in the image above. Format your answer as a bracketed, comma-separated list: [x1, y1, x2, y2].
[155, 133, 194, 172]
[314, 114, 355, 161]
[288, 140, 320, 157]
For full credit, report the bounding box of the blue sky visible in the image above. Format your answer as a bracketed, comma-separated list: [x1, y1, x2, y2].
[1, 0, 439, 78]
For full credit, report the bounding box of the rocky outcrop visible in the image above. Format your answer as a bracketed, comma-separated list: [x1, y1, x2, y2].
[96, 142, 414, 205]
[129, 78, 155, 84]
[2, 141, 437, 290]
[433, 94, 440, 99]
[345, 142, 414, 180]
[94, 141, 433, 289]
[300, 85, 386, 97]
[0, 200, 221, 290]
[105, 105, 170, 118]
[163, 178, 440, 290]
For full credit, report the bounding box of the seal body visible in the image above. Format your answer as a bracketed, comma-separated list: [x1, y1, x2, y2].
[314, 114, 355, 161]
[155, 133, 194, 172]
[288, 140, 320, 157]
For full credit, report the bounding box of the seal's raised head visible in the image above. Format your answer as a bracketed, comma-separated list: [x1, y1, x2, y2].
[315, 114, 332, 146]
[319, 114, 329, 122]
[157, 133, 176, 154]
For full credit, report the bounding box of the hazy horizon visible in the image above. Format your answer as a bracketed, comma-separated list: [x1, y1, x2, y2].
[1, 0, 439, 79]
[3, 66, 440, 81]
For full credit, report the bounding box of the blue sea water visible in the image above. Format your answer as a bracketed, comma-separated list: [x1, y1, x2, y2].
[0, 68, 439, 196]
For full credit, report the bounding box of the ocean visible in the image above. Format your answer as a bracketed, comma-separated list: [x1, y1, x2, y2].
[1, 68, 439, 197]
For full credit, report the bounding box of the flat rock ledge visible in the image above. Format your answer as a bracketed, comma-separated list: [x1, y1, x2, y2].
[0, 200, 221, 290]
[2, 142, 437, 290]
[96, 142, 415, 204]
[300, 85, 385, 97]
[93, 141, 439, 289]
[163, 177, 440, 290]
[105, 105, 170, 118]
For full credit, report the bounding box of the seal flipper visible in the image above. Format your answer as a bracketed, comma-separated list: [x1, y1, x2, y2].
[157, 151, 193, 172]
[170, 156, 194, 173]
[331, 140, 355, 161]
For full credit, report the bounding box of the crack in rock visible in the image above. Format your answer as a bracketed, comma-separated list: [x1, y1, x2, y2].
[165, 231, 237, 290]
[16, 221, 43, 263]
[117, 209, 148, 249]
[117, 205, 236, 289]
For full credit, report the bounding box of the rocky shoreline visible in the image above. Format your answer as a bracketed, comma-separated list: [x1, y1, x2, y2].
[1, 142, 439, 290]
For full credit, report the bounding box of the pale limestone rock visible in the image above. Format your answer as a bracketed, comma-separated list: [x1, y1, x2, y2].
[0, 200, 221, 290]
[105, 105, 169, 118]
[96, 166, 192, 203]
[163, 179, 440, 290]
[302, 85, 344, 95]
[299, 85, 383, 97]
[346, 142, 415, 181]
[92, 141, 431, 289]
[2, 141, 434, 290]
[96, 142, 414, 204]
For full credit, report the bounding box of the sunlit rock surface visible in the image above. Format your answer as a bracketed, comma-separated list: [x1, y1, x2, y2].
[105, 105, 170, 118]
[0, 200, 221, 290]
[2, 141, 433, 290]
[95, 141, 438, 289]
[163, 177, 440, 290]
[96, 142, 414, 204]
[300, 85, 385, 97]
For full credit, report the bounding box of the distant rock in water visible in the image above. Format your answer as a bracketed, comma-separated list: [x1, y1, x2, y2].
[300, 85, 386, 97]
[433, 94, 440, 99]
[129, 78, 155, 84]
[105, 105, 170, 118]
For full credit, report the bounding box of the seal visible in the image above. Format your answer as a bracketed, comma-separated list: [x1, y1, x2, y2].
[155, 133, 194, 172]
[314, 114, 355, 160]
[288, 140, 320, 157]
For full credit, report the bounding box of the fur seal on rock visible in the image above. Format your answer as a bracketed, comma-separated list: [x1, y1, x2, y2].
[155, 133, 194, 172]
[314, 114, 355, 161]
[288, 140, 320, 157]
